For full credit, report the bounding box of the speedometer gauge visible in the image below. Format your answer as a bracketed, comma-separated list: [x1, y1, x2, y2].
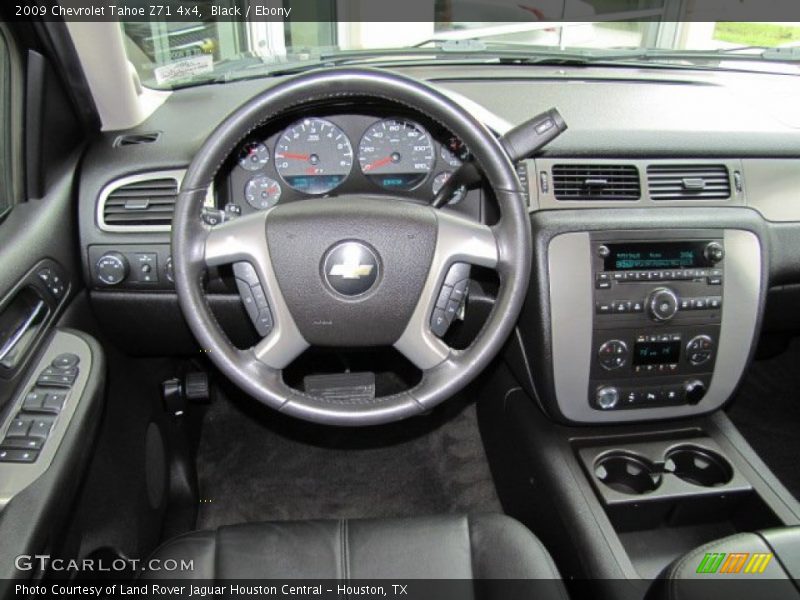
[358, 119, 434, 191]
[275, 118, 353, 194]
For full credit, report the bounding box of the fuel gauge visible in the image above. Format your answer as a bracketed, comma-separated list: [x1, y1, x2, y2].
[245, 175, 282, 210]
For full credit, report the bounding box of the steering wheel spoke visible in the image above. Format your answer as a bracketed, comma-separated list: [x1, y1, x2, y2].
[394, 210, 499, 370]
[204, 212, 309, 370]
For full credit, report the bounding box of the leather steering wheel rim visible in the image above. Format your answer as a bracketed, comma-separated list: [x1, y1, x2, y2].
[172, 68, 532, 426]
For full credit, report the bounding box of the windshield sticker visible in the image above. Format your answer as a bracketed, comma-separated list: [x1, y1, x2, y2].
[154, 54, 213, 86]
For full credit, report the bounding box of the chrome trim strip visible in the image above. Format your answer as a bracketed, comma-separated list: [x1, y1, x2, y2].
[96, 169, 214, 233]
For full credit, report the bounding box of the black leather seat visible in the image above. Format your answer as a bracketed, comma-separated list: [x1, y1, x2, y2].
[648, 527, 800, 600]
[143, 514, 566, 593]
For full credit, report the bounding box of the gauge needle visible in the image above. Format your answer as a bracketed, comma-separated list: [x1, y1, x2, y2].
[363, 156, 392, 172]
[278, 153, 310, 160]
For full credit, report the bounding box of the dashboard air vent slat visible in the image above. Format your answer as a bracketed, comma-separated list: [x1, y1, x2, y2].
[114, 132, 161, 147]
[646, 164, 731, 200]
[102, 177, 178, 228]
[552, 164, 640, 201]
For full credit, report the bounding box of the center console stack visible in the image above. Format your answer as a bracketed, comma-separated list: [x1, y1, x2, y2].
[544, 227, 762, 425]
[590, 233, 724, 412]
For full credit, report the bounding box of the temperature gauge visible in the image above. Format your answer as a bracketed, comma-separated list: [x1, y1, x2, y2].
[245, 175, 282, 210]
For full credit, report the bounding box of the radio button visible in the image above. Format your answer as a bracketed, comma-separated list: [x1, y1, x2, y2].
[595, 302, 612, 315]
[694, 298, 708, 310]
[612, 301, 632, 314]
[596, 280, 611, 290]
[631, 300, 644, 312]
[624, 390, 640, 404]
[708, 275, 723, 285]
[709, 297, 722, 309]
[597, 245, 611, 258]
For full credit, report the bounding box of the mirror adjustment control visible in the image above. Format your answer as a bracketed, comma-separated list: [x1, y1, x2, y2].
[595, 386, 620, 410]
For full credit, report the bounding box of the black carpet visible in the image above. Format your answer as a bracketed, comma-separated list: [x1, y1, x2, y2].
[196, 389, 502, 529]
[728, 337, 800, 501]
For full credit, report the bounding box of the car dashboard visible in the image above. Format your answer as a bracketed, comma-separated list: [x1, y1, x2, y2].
[77, 63, 800, 426]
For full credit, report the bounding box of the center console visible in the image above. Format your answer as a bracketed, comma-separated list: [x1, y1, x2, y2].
[547, 228, 762, 424]
[590, 233, 724, 412]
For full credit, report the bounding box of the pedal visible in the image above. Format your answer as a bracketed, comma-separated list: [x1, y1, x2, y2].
[303, 372, 376, 402]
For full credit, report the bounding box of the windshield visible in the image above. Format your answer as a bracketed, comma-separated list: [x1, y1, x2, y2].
[122, 14, 800, 89]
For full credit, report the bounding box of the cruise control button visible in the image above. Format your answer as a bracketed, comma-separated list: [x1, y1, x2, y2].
[444, 299, 460, 321]
[451, 279, 468, 303]
[430, 309, 449, 337]
[436, 285, 452, 309]
[255, 308, 273, 337]
[251, 285, 269, 309]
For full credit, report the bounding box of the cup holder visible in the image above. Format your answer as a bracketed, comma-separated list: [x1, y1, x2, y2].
[665, 445, 734, 488]
[594, 452, 662, 495]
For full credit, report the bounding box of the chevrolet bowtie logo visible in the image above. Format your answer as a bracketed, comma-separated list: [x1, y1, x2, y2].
[322, 241, 380, 296]
[329, 261, 374, 279]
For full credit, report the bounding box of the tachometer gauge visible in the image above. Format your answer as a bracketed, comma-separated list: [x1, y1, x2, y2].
[358, 119, 434, 191]
[245, 175, 282, 210]
[432, 172, 467, 205]
[275, 118, 353, 194]
[238, 141, 270, 171]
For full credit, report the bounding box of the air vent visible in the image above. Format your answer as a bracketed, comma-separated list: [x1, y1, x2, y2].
[552, 164, 640, 201]
[114, 132, 161, 147]
[101, 177, 178, 229]
[647, 164, 731, 200]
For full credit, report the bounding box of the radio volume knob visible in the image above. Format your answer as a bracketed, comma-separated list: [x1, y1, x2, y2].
[647, 287, 679, 322]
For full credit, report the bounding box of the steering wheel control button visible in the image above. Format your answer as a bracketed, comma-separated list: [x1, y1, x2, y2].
[647, 287, 679, 322]
[598, 340, 628, 370]
[52, 353, 80, 369]
[595, 386, 620, 410]
[322, 241, 380, 297]
[430, 263, 472, 338]
[687, 335, 715, 366]
[233, 263, 274, 337]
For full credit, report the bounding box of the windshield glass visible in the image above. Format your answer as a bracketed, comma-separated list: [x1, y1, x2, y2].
[121, 12, 800, 89]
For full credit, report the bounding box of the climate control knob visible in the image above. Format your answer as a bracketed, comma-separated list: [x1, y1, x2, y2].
[96, 252, 129, 286]
[647, 287, 679, 322]
[595, 386, 620, 410]
[684, 380, 707, 405]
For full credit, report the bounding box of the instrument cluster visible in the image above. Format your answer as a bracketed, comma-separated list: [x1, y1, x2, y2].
[221, 112, 472, 214]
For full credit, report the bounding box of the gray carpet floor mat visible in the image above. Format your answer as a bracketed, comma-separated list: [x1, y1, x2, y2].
[196, 391, 502, 529]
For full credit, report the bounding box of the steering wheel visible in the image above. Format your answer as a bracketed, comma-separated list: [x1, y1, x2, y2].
[172, 68, 531, 426]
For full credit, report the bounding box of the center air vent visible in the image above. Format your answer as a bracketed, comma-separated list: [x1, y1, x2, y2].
[647, 164, 731, 200]
[552, 164, 640, 201]
[100, 175, 179, 231]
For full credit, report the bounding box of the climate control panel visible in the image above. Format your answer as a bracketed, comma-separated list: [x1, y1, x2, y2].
[589, 235, 724, 411]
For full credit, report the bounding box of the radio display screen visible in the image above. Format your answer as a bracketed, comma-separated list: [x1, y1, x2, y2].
[633, 341, 681, 366]
[604, 242, 709, 271]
